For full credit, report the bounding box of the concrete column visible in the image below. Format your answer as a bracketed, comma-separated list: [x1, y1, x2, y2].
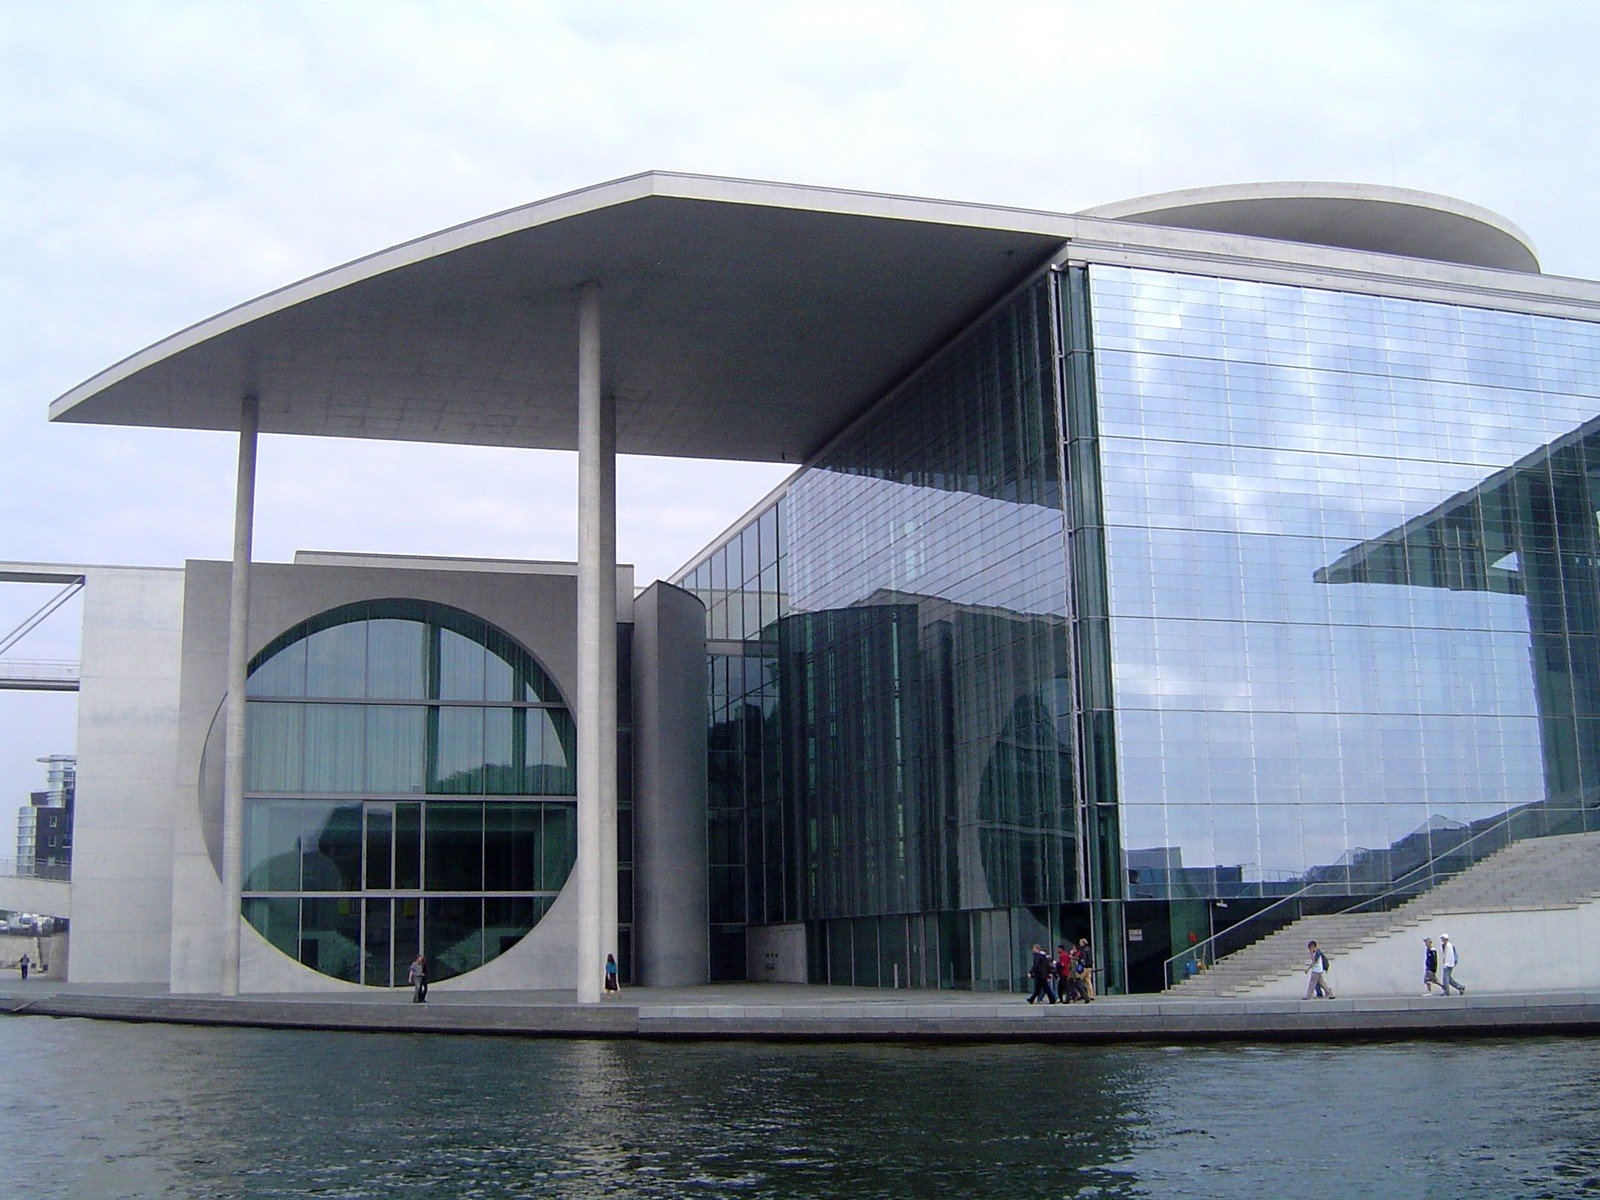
[632, 582, 709, 986]
[576, 282, 617, 1003]
[219, 394, 259, 997]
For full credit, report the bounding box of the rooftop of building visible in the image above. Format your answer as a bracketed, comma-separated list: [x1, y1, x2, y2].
[47, 173, 1575, 466]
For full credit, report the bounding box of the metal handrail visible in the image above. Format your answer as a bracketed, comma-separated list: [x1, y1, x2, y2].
[1335, 807, 1522, 918]
[0, 858, 72, 882]
[1162, 805, 1529, 990]
[1162, 880, 1351, 989]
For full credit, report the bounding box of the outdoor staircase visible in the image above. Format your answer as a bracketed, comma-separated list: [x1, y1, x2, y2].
[1167, 830, 1600, 996]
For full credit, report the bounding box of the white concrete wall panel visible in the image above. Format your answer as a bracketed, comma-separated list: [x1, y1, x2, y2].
[171, 557, 599, 992]
[1239, 901, 1600, 998]
[0, 876, 72, 917]
[69, 567, 186, 983]
[747, 923, 807, 984]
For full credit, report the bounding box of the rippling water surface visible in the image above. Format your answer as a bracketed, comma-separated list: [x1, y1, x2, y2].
[3, 1016, 1598, 1198]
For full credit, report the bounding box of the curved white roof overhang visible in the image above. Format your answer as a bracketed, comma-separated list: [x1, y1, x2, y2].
[50, 175, 1557, 464]
[1081, 182, 1540, 274]
[49, 172, 1076, 463]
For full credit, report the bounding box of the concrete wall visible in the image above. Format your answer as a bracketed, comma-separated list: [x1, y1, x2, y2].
[1239, 900, 1600, 997]
[68, 567, 186, 984]
[747, 923, 807, 983]
[170, 556, 613, 993]
[0, 876, 71, 918]
[631, 581, 709, 987]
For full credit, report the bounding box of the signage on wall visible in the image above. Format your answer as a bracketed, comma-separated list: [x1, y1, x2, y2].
[1127, 928, 1143, 942]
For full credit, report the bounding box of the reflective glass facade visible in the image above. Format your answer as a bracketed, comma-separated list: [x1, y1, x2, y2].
[678, 258, 1600, 994]
[1091, 265, 1600, 985]
[679, 281, 1084, 988]
[241, 601, 580, 986]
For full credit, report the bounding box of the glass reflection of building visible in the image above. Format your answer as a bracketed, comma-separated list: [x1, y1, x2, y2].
[238, 600, 581, 987]
[675, 261, 1600, 994]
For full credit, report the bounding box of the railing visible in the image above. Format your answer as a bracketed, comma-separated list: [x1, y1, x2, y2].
[1336, 806, 1523, 918]
[1162, 805, 1534, 990]
[0, 858, 72, 882]
[0, 658, 81, 689]
[1163, 881, 1354, 989]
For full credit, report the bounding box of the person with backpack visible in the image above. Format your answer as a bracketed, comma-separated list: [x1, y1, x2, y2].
[1437, 934, 1466, 996]
[1076, 937, 1096, 1001]
[1304, 940, 1335, 999]
[1422, 937, 1442, 994]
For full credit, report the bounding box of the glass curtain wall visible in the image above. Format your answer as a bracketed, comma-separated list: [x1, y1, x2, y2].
[241, 601, 580, 986]
[1089, 265, 1600, 989]
[677, 278, 1083, 991]
[677, 502, 785, 979]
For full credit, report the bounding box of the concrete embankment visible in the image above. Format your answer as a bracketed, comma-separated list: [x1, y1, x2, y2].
[3, 984, 1597, 1043]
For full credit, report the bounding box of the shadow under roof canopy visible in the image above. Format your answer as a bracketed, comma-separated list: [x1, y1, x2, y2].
[49, 173, 1541, 464]
[48, 172, 1078, 463]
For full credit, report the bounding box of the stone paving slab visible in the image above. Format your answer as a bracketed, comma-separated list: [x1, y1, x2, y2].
[1, 982, 1596, 1043]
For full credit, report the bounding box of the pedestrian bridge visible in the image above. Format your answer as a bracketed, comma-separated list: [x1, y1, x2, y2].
[0, 863, 71, 919]
[0, 658, 79, 691]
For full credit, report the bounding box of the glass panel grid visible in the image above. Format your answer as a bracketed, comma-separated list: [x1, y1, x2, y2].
[242, 600, 579, 985]
[1091, 264, 1600, 900]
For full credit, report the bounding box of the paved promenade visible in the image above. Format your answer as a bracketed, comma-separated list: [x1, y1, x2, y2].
[2, 981, 1597, 1042]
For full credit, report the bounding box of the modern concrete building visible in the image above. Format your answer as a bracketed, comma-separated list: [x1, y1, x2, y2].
[27, 173, 1600, 995]
[0, 553, 706, 994]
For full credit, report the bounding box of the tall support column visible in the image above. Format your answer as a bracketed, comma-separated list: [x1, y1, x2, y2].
[576, 282, 617, 1003]
[219, 394, 259, 997]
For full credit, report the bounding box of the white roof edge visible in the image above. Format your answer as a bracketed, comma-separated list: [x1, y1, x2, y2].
[291, 550, 636, 577]
[1080, 181, 1539, 273]
[646, 170, 1082, 233]
[49, 173, 1582, 434]
[49, 171, 656, 422]
[0, 562, 178, 580]
[48, 171, 1084, 424]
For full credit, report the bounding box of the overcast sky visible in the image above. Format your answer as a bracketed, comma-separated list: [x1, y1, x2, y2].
[3, 1, 1599, 805]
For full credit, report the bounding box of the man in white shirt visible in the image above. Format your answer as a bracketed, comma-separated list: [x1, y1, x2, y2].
[1437, 934, 1466, 996]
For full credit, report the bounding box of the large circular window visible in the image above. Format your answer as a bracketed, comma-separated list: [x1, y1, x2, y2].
[237, 600, 576, 986]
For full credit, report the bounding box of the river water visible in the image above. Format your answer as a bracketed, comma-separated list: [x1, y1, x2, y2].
[2, 1015, 1597, 1199]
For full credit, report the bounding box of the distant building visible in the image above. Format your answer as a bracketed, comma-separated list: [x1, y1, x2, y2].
[16, 753, 74, 875]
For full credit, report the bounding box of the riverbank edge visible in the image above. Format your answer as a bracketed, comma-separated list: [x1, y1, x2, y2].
[3, 986, 1596, 1043]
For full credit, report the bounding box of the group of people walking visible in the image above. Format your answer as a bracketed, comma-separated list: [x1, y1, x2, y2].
[1026, 940, 1095, 1004]
[1422, 934, 1467, 996]
[1303, 933, 1469, 998]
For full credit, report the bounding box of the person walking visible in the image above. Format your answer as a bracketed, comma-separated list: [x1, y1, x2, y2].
[17, 953, 29, 982]
[1055, 944, 1077, 1002]
[1026, 944, 1057, 1004]
[1422, 937, 1441, 994]
[1437, 934, 1466, 996]
[408, 954, 427, 1003]
[604, 953, 620, 997]
[1304, 940, 1335, 999]
[1076, 937, 1096, 1001]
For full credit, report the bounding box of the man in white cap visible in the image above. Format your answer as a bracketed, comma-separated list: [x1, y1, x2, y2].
[1437, 934, 1466, 996]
